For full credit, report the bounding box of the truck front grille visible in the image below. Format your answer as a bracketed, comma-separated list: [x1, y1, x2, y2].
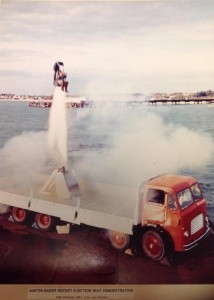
[191, 213, 204, 235]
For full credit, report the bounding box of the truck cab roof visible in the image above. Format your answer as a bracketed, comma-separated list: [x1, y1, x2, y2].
[147, 174, 197, 193]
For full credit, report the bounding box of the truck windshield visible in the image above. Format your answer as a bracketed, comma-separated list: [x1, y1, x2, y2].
[191, 183, 203, 201]
[177, 188, 194, 210]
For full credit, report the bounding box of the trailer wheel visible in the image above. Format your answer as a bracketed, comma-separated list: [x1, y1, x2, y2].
[108, 231, 130, 251]
[35, 213, 55, 232]
[11, 207, 33, 225]
[142, 230, 165, 261]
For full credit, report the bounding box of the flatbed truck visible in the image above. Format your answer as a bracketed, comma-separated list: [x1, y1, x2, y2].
[0, 168, 211, 261]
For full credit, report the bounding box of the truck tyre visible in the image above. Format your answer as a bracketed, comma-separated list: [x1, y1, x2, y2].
[11, 207, 33, 225]
[142, 230, 165, 261]
[35, 213, 55, 232]
[108, 230, 130, 251]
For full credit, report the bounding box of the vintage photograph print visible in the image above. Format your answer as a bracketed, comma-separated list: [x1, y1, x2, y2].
[0, 0, 213, 299]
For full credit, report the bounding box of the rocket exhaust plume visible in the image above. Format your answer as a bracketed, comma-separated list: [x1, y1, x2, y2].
[47, 87, 68, 169]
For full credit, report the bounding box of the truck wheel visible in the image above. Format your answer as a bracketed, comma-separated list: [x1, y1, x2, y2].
[142, 230, 165, 261]
[108, 230, 130, 251]
[11, 207, 33, 225]
[35, 213, 55, 232]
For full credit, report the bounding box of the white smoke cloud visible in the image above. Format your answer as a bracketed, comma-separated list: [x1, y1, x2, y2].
[74, 107, 214, 186]
[0, 131, 48, 176]
[0, 130, 52, 194]
[47, 87, 68, 169]
[0, 103, 213, 194]
[0, 87, 71, 196]
[0, 88, 69, 196]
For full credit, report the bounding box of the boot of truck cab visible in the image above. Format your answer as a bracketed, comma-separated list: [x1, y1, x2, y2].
[142, 175, 210, 252]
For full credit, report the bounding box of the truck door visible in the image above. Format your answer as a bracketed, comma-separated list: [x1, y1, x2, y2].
[143, 187, 166, 223]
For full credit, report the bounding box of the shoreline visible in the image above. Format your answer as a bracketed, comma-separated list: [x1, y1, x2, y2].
[1, 98, 214, 107]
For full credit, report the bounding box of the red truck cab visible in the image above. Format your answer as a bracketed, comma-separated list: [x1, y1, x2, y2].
[141, 175, 210, 260]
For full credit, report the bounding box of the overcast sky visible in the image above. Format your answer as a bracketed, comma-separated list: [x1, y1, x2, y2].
[1, 0, 214, 96]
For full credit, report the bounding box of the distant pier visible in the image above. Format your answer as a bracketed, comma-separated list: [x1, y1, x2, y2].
[147, 98, 214, 105]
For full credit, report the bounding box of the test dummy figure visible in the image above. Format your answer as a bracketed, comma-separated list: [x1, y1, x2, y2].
[53, 61, 69, 92]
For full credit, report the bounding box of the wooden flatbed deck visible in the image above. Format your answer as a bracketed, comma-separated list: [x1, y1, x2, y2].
[0, 173, 141, 234]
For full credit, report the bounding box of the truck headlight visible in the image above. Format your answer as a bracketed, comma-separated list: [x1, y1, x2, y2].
[184, 231, 189, 238]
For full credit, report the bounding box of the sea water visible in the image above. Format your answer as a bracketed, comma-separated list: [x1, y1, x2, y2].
[0, 100, 213, 221]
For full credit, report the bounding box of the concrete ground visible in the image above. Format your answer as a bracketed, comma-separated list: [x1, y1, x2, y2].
[0, 214, 213, 285]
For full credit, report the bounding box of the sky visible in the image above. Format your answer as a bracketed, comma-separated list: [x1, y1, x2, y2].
[0, 0, 214, 97]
